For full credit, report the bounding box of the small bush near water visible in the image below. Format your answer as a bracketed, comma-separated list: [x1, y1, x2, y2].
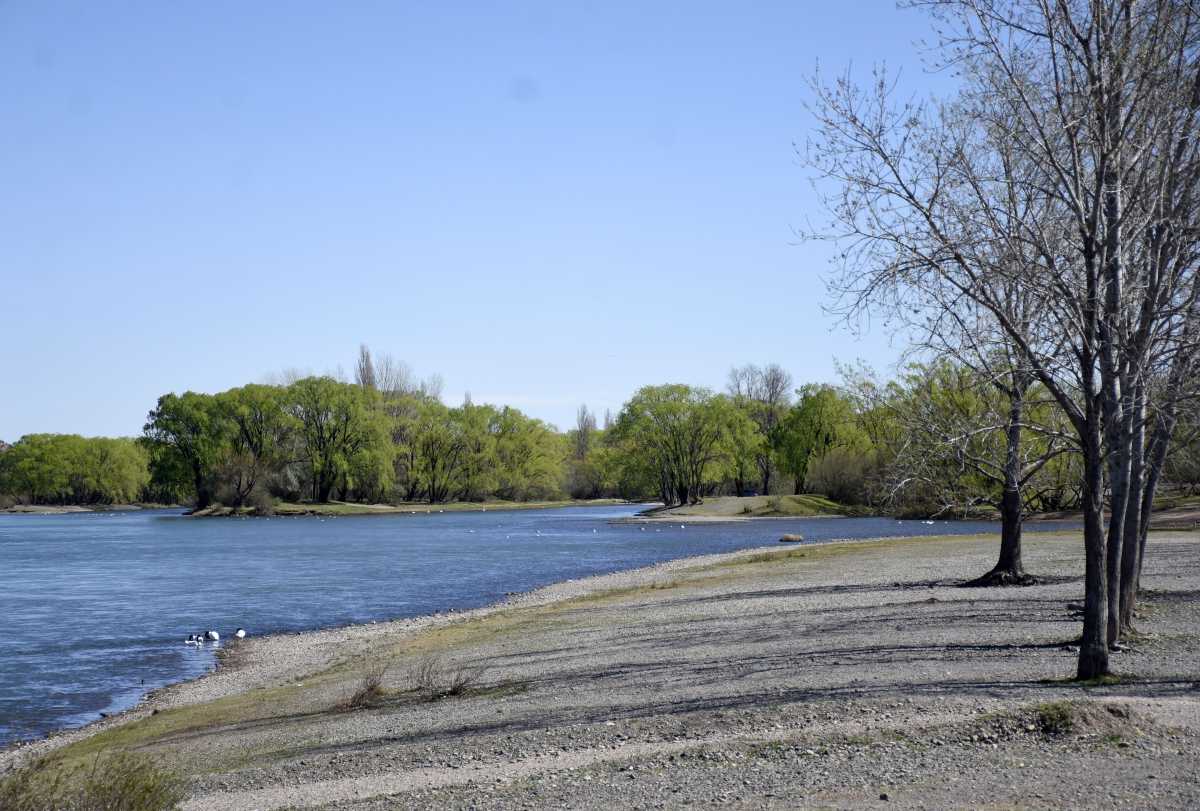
[0, 752, 186, 811]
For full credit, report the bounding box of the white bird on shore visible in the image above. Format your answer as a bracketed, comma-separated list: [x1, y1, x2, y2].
[234, 628, 246, 639]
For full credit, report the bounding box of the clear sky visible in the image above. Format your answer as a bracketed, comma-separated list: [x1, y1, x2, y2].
[0, 1, 952, 437]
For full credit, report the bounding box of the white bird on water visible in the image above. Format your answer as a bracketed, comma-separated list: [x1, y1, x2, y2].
[205, 630, 220, 642]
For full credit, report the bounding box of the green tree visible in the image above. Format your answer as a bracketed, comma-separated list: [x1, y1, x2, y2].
[286, 377, 392, 503]
[614, 385, 731, 506]
[0, 435, 150, 505]
[455, 402, 499, 501]
[0, 434, 75, 503]
[722, 397, 767, 496]
[214, 384, 295, 507]
[411, 398, 466, 503]
[76, 437, 150, 504]
[493, 406, 564, 501]
[774, 385, 859, 496]
[143, 393, 227, 509]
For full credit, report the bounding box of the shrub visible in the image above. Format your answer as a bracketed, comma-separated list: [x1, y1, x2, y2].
[408, 654, 487, 699]
[1035, 701, 1075, 735]
[248, 486, 275, 516]
[343, 662, 388, 710]
[805, 446, 870, 505]
[0, 752, 187, 811]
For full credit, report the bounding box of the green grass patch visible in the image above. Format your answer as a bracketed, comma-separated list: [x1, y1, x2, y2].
[1034, 701, 1075, 735]
[649, 494, 860, 519]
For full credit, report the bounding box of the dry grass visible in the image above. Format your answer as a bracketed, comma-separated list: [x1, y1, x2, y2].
[408, 654, 489, 699]
[342, 661, 389, 711]
[0, 751, 187, 811]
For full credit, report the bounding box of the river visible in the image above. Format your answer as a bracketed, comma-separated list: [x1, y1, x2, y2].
[0, 505, 1076, 745]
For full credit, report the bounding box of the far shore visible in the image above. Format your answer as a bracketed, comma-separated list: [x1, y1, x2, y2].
[0, 503, 179, 515]
[187, 497, 635, 518]
[5, 527, 1198, 809]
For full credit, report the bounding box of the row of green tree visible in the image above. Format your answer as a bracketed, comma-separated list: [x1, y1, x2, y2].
[2, 353, 1197, 515]
[140, 377, 564, 510]
[566, 361, 1089, 519]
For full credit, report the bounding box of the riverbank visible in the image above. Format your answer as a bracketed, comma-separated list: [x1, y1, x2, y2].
[187, 498, 633, 517]
[639, 494, 863, 520]
[0, 502, 178, 515]
[4, 527, 1198, 809]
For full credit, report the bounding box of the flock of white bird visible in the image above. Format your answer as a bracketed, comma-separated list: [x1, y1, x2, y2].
[185, 628, 246, 645]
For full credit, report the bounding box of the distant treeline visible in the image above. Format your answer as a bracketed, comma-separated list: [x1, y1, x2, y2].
[0, 434, 149, 506]
[2, 347, 1198, 513]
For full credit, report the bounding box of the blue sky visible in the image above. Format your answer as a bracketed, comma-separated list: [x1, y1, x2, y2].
[1, 1, 951, 436]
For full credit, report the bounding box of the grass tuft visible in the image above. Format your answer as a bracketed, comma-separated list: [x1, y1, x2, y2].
[408, 654, 488, 699]
[342, 661, 388, 710]
[1034, 701, 1075, 735]
[0, 752, 187, 811]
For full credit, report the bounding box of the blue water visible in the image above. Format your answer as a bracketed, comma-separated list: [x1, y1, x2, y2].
[0, 505, 1077, 745]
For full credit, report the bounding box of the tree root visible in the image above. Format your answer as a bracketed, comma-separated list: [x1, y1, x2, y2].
[959, 568, 1039, 588]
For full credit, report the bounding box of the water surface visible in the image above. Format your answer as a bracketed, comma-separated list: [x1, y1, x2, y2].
[0, 505, 1077, 745]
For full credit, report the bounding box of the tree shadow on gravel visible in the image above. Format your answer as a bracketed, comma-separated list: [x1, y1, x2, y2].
[249, 672, 1200, 764]
[652, 581, 1082, 612]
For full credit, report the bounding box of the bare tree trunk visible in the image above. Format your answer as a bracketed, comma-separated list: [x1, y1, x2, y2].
[317, 475, 335, 504]
[1079, 416, 1111, 679]
[1118, 384, 1146, 633]
[1131, 408, 1176, 613]
[1104, 418, 1131, 647]
[193, 462, 212, 510]
[963, 392, 1032, 587]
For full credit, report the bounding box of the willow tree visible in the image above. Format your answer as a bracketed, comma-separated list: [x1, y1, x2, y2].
[808, 0, 1200, 677]
[215, 384, 295, 507]
[143, 392, 226, 510]
[286, 377, 392, 503]
[614, 385, 736, 506]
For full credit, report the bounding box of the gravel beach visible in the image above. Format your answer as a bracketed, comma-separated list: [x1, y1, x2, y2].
[4, 529, 1198, 810]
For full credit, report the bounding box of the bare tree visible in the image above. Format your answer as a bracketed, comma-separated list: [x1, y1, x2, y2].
[807, 0, 1200, 677]
[355, 344, 377, 391]
[373, 353, 413, 397]
[420, 373, 445, 401]
[727, 363, 794, 493]
[574, 404, 597, 460]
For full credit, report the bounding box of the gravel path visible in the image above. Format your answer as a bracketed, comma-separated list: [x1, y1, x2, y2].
[6, 530, 1199, 810]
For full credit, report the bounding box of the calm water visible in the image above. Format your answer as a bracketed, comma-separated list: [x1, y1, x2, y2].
[0, 505, 1077, 745]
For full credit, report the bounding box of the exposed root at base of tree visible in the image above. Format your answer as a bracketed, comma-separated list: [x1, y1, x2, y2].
[959, 569, 1039, 588]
